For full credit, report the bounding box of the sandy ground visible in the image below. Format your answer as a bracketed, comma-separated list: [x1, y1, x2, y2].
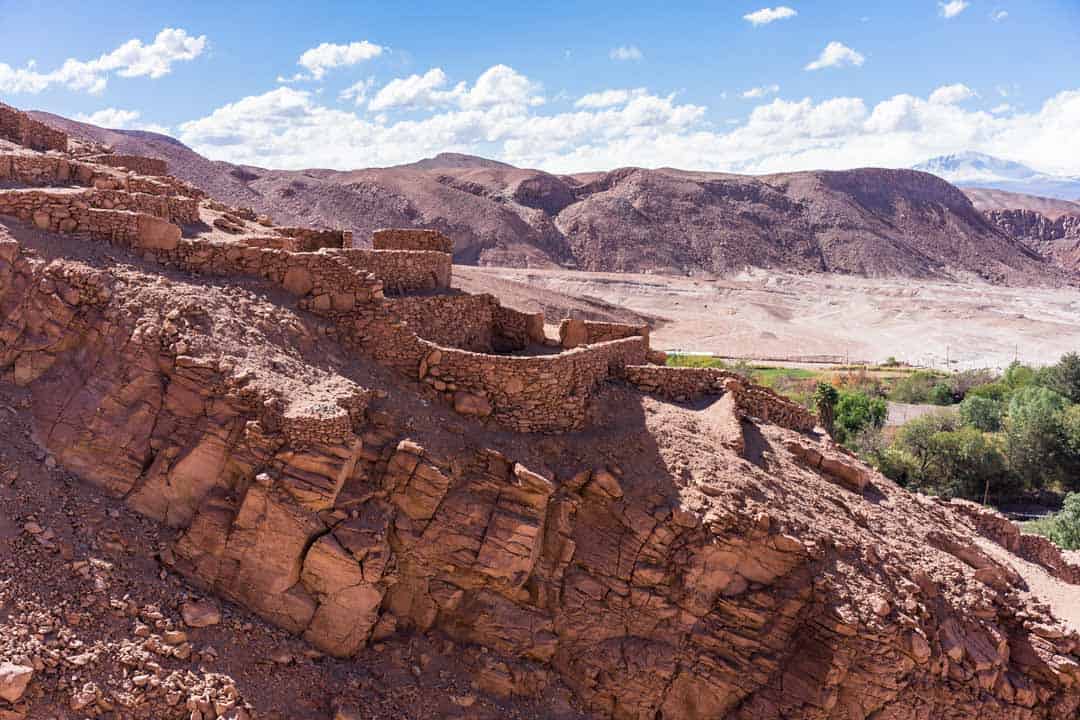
[460, 266, 1080, 370]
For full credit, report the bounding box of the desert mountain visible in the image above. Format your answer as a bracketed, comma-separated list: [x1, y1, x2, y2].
[915, 151, 1080, 201]
[30, 110, 1065, 285]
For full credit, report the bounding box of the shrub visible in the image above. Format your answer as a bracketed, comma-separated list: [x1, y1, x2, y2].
[1003, 361, 1037, 391]
[968, 382, 1008, 402]
[949, 369, 998, 399]
[959, 395, 1002, 432]
[889, 371, 942, 403]
[814, 383, 839, 435]
[834, 391, 887, 444]
[891, 412, 1012, 500]
[1028, 493, 1080, 551]
[928, 383, 955, 406]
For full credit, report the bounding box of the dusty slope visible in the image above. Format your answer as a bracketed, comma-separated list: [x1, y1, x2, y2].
[964, 188, 1080, 220]
[30, 112, 1065, 285]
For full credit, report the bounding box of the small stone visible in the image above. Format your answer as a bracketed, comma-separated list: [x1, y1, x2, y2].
[163, 630, 188, 645]
[180, 600, 221, 628]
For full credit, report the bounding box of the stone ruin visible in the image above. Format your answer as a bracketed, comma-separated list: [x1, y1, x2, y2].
[3, 102, 1080, 719]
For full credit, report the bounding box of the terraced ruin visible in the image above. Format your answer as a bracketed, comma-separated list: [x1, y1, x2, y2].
[4, 101, 1080, 719]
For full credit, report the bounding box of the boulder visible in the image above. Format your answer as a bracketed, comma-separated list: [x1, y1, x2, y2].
[181, 599, 222, 628]
[0, 662, 33, 703]
[453, 391, 493, 417]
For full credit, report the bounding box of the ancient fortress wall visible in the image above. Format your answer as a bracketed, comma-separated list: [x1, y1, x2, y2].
[560, 318, 650, 349]
[626, 365, 817, 432]
[372, 227, 454, 253]
[0, 187, 199, 225]
[388, 293, 499, 352]
[331, 248, 451, 293]
[274, 226, 352, 251]
[416, 337, 649, 432]
[492, 304, 546, 351]
[0, 152, 120, 188]
[86, 153, 169, 176]
[0, 103, 68, 152]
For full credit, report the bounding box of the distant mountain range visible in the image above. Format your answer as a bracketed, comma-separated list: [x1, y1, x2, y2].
[913, 151, 1080, 201]
[26, 110, 1071, 285]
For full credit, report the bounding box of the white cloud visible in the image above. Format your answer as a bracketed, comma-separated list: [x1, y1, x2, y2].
[574, 88, 647, 108]
[990, 103, 1012, 114]
[939, 0, 970, 18]
[743, 6, 798, 26]
[928, 83, 976, 104]
[176, 63, 1080, 179]
[0, 28, 206, 95]
[991, 9, 1009, 21]
[368, 65, 543, 112]
[74, 108, 170, 134]
[609, 45, 643, 61]
[339, 77, 375, 105]
[294, 40, 383, 81]
[742, 84, 780, 99]
[804, 42, 865, 71]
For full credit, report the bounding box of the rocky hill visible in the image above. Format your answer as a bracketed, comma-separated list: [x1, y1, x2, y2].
[5, 101, 1080, 720]
[29, 111, 1065, 285]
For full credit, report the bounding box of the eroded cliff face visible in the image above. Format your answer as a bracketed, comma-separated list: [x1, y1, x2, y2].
[5, 221, 1080, 720]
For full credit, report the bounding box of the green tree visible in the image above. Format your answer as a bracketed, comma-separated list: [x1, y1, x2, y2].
[1048, 493, 1080, 550]
[959, 395, 1002, 432]
[896, 412, 958, 478]
[1005, 386, 1069, 489]
[1045, 352, 1080, 403]
[834, 391, 887, 444]
[924, 427, 1009, 500]
[814, 383, 839, 436]
[1003, 361, 1037, 391]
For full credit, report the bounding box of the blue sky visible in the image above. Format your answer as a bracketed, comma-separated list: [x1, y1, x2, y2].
[1, 0, 1078, 174]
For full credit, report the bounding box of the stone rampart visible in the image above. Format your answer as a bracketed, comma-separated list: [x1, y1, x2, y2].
[493, 304, 546, 352]
[0, 152, 120, 188]
[625, 365, 817, 432]
[372, 228, 453, 254]
[417, 337, 649, 432]
[0, 103, 68, 152]
[950, 499, 1080, 584]
[86, 153, 168, 176]
[330, 248, 451, 293]
[275, 227, 352, 251]
[388, 294, 498, 352]
[560, 318, 649, 349]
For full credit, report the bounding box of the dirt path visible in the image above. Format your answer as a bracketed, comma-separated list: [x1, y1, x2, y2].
[977, 538, 1080, 633]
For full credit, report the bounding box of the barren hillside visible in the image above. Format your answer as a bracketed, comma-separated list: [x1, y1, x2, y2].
[30, 111, 1066, 285]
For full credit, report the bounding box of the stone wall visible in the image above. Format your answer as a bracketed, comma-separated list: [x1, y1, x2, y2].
[950, 499, 1080, 584]
[372, 228, 453, 254]
[0, 152, 120, 189]
[86, 154, 169, 176]
[560, 318, 649, 349]
[388, 294, 498, 352]
[0, 188, 182, 246]
[330, 248, 451, 293]
[0, 103, 68, 152]
[275, 227, 352, 251]
[417, 337, 649, 433]
[493, 305, 546, 351]
[625, 365, 817, 432]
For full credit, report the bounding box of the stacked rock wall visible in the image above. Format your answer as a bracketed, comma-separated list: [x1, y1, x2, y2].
[330, 248, 451, 293]
[625, 365, 817, 432]
[0, 152, 120, 188]
[86, 153, 168, 176]
[388, 294, 498, 352]
[0, 188, 184, 246]
[372, 228, 454, 253]
[416, 337, 649, 432]
[0, 103, 68, 152]
[560, 318, 649, 349]
[274, 227, 352, 251]
[493, 304, 546, 351]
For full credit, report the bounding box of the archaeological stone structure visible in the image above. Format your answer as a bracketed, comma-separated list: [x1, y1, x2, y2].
[3, 102, 1080, 720]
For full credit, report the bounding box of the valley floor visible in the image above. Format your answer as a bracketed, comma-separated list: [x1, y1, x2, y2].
[459, 267, 1080, 370]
